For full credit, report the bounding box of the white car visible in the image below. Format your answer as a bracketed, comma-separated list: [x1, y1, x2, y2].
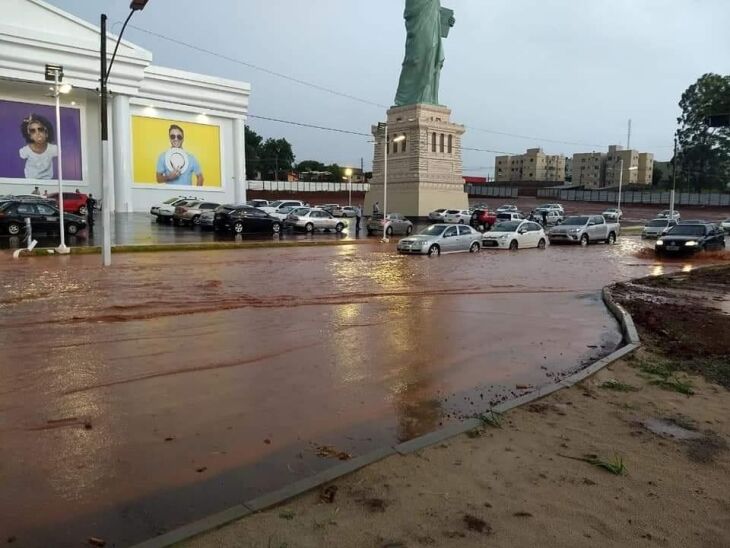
[284, 207, 347, 232]
[494, 211, 524, 223]
[482, 220, 548, 250]
[602, 208, 623, 221]
[496, 204, 519, 213]
[156, 197, 200, 220]
[150, 196, 196, 218]
[443, 209, 471, 224]
[428, 208, 448, 221]
[536, 203, 564, 214]
[642, 218, 677, 239]
[332, 206, 358, 218]
[260, 200, 307, 220]
[722, 218, 730, 233]
[656, 209, 681, 221]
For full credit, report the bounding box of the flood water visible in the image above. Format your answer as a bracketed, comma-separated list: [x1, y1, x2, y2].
[0, 237, 722, 546]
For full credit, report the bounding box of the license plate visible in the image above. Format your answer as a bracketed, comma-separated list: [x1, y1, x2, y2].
[666, 245, 679, 251]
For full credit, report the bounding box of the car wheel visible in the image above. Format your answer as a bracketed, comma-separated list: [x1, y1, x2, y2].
[580, 234, 589, 246]
[192, 215, 201, 226]
[406, 225, 413, 235]
[7, 222, 21, 236]
[335, 223, 344, 233]
[427, 244, 440, 256]
[78, 206, 88, 216]
[386, 226, 393, 236]
[233, 221, 244, 234]
[305, 222, 314, 233]
[272, 223, 281, 234]
[66, 223, 79, 235]
[537, 238, 546, 249]
[469, 242, 480, 253]
[607, 232, 616, 245]
[509, 240, 518, 251]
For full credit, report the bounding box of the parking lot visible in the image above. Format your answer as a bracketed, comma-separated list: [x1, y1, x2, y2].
[2, 232, 729, 546]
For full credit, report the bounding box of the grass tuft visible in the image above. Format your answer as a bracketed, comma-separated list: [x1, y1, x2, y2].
[599, 379, 639, 392]
[474, 410, 503, 429]
[650, 375, 694, 395]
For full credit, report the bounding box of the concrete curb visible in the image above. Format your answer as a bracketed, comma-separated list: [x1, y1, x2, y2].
[130, 285, 640, 548]
[14, 238, 372, 257]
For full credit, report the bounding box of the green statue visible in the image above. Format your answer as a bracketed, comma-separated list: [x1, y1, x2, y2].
[394, 0, 455, 107]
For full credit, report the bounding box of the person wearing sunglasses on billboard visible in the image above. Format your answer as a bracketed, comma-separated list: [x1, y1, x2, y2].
[156, 124, 204, 186]
[19, 114, 58, 179]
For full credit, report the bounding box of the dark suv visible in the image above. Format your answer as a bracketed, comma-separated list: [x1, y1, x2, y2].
[655, 223, 726, 255]
[213, 205, 283, 234]
[0, 199, 86, 236]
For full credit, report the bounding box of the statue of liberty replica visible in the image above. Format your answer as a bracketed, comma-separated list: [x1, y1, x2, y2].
[364, 0, 468, 218]
[395, 0, 455, 106]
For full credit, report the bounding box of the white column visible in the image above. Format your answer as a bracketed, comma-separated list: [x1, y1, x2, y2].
[112, 94, 132, 212]
[233, 117, 247, 204]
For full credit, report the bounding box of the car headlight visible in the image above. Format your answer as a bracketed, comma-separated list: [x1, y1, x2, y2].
[498, 234, 509, 240]
[685, 241, 698, 247]
[656, 240, 664, 246]
[569, 228, 580, 233]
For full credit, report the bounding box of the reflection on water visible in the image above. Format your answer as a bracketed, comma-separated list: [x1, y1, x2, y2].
[651, 265, 665, 277]
[682, 264, 694, 273]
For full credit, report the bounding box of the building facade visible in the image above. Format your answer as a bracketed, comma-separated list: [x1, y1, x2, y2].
[495, 148, 566, 183]
[584, 145, 654, 188]
[571, 152, 606, 188]
[0, 0, 251, 212]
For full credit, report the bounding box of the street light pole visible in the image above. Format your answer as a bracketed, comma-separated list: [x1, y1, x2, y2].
[46, 65, 70, 254]
[345, 168, 353, 206]
[617, 158, 624, 214]
[670, 136, 678, 215]
[100, 1, 149, 267]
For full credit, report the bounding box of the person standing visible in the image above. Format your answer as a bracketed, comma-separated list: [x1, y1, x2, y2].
[43, 189, 48, 198]
[86, 193, 96, 233]
[373, 201, 380, 215]
[31, 186, 40, 195]
[355, 205, 362, 234]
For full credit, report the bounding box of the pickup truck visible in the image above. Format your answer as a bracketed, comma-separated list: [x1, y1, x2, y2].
[547, 215, 620, 245]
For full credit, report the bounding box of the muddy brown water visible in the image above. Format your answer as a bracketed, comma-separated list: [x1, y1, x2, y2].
[0, 237, 725, 546]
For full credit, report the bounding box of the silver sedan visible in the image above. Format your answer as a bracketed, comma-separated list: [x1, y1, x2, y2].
[285, 207, 348, 233]
[397, 224, 482, 256]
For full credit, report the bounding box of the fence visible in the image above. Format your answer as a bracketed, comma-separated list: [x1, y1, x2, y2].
[536, 187, 730, 207]
[465, 184, 519, 198]
[247, 180, 369, 193]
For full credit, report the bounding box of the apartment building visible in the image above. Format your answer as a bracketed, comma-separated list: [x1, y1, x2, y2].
[572, 145, 654, 188]
[572, 152, 605, 188]
[495, 148, 566, 183]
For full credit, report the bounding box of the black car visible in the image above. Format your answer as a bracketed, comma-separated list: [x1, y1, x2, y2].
[213, 205, 282, 234]
[655, 223, 726, 255]
[0, 199, 86, 236]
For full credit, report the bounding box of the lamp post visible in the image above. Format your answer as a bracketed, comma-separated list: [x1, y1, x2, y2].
[344, 168, 353, 206]
[616, 158, 638, 218]
[100, 0, 149, 267]
[45, 64, 72, 254]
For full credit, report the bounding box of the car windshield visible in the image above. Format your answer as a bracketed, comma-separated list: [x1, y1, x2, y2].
[646, 220, 669, 227]
[434, 209, 446, 213]
[659, 210, 675, 215]
[269, 201, 283, 207]
[492, 221, 520, 232]
[561, 216, 589, 225]
[538, 204, 552, 209]
[446, 209, 460, 214]
[291, 208, 309, 215]
[420, 225, 447, 236]
[163, 197, 179, 205]
[666, 225, 705, 236]
[604, 208, 617, 212]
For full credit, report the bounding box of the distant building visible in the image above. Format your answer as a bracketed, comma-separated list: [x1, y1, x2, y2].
[495, 148, 566, 183]
[571, 145, 654, 188]
[463, 175, 487, 184]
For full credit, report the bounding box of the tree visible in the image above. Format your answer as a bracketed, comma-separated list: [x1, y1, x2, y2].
[259, 138, 295, 180]
[676, 73, 730, 190]
[296, 160, 327, 178]
[652, 165, 663, 186]
[326, 163, 342, 182]
[245, 127, 262, 180]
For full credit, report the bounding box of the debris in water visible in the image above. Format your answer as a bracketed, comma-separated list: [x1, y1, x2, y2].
[88, 538, 106, 547]
[319, 485, 338, 504]
[463, 514, 492, 534]
[315, 445, 352, 460]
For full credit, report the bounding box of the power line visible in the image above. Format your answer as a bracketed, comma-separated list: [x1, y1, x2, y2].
[248, 114, 370, 137]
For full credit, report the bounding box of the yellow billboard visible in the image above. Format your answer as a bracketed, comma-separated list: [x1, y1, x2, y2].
[132, 116, 222, 187]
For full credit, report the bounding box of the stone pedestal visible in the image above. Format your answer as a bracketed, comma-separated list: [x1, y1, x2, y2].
[364, 104, 468, 218]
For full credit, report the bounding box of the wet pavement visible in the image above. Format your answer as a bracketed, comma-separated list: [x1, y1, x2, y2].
[0, 236, 728, 546]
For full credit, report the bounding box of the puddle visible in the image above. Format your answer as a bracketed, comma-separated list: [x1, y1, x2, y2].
[641, 417, 703, 441]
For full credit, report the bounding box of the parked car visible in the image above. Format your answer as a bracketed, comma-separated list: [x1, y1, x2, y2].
[470, 208, 497, 231]
[332, 206, 358, 218]
[428, 208, 448, 222]
[443, 209, 471, 224]
[213, 205, 283, 234]
[602, 207, 623, 221]
[530, 210, 563, 226]
[496, 204, 519, 213]
[155, 197, 199, 221]
[366, 213, 413, 236]
[48, 191, 88, 216]
[397, 224, 482, 256]
[173, 201, 220, 226]
[318, 204, 339, 214]
[150, 196, 192, 217]
[259, 200, 307, 220]
[246, 199, 269, 208]
[198, 209, 216, 230]
[534, 203, 564, 215]
[548, 215, 620, 245]
[285, 207, 347, 232]
[722, 218, 730, 233]
[655, 223, 725, 255]
[656, 209, 681, 221]
[641, 218, 677, 239]
[482, 220, 547, 250]
[0, 199, 86, 235]
[495, 211, 524, 223]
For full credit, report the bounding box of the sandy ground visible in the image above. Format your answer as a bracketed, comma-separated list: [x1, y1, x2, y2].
[187, 349, 730, 548]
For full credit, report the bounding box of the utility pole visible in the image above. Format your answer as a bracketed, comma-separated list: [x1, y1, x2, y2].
[627, 118, 632, 150]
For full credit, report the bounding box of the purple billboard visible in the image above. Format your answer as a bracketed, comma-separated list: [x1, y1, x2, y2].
[0, 99, 83, 181]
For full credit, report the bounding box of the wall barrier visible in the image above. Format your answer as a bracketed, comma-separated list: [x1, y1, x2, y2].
[536, 187, 730, 206]
[465, 184, 519, 198]
[247, 180, 369, 193]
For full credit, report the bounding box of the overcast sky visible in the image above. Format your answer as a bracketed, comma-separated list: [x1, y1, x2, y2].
[50, 0, 730, 174]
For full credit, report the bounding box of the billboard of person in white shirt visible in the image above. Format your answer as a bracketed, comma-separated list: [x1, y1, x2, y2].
[19, 114, 58, 179]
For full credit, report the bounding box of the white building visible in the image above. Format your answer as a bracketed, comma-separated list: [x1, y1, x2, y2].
[0, 0, 250, 212]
